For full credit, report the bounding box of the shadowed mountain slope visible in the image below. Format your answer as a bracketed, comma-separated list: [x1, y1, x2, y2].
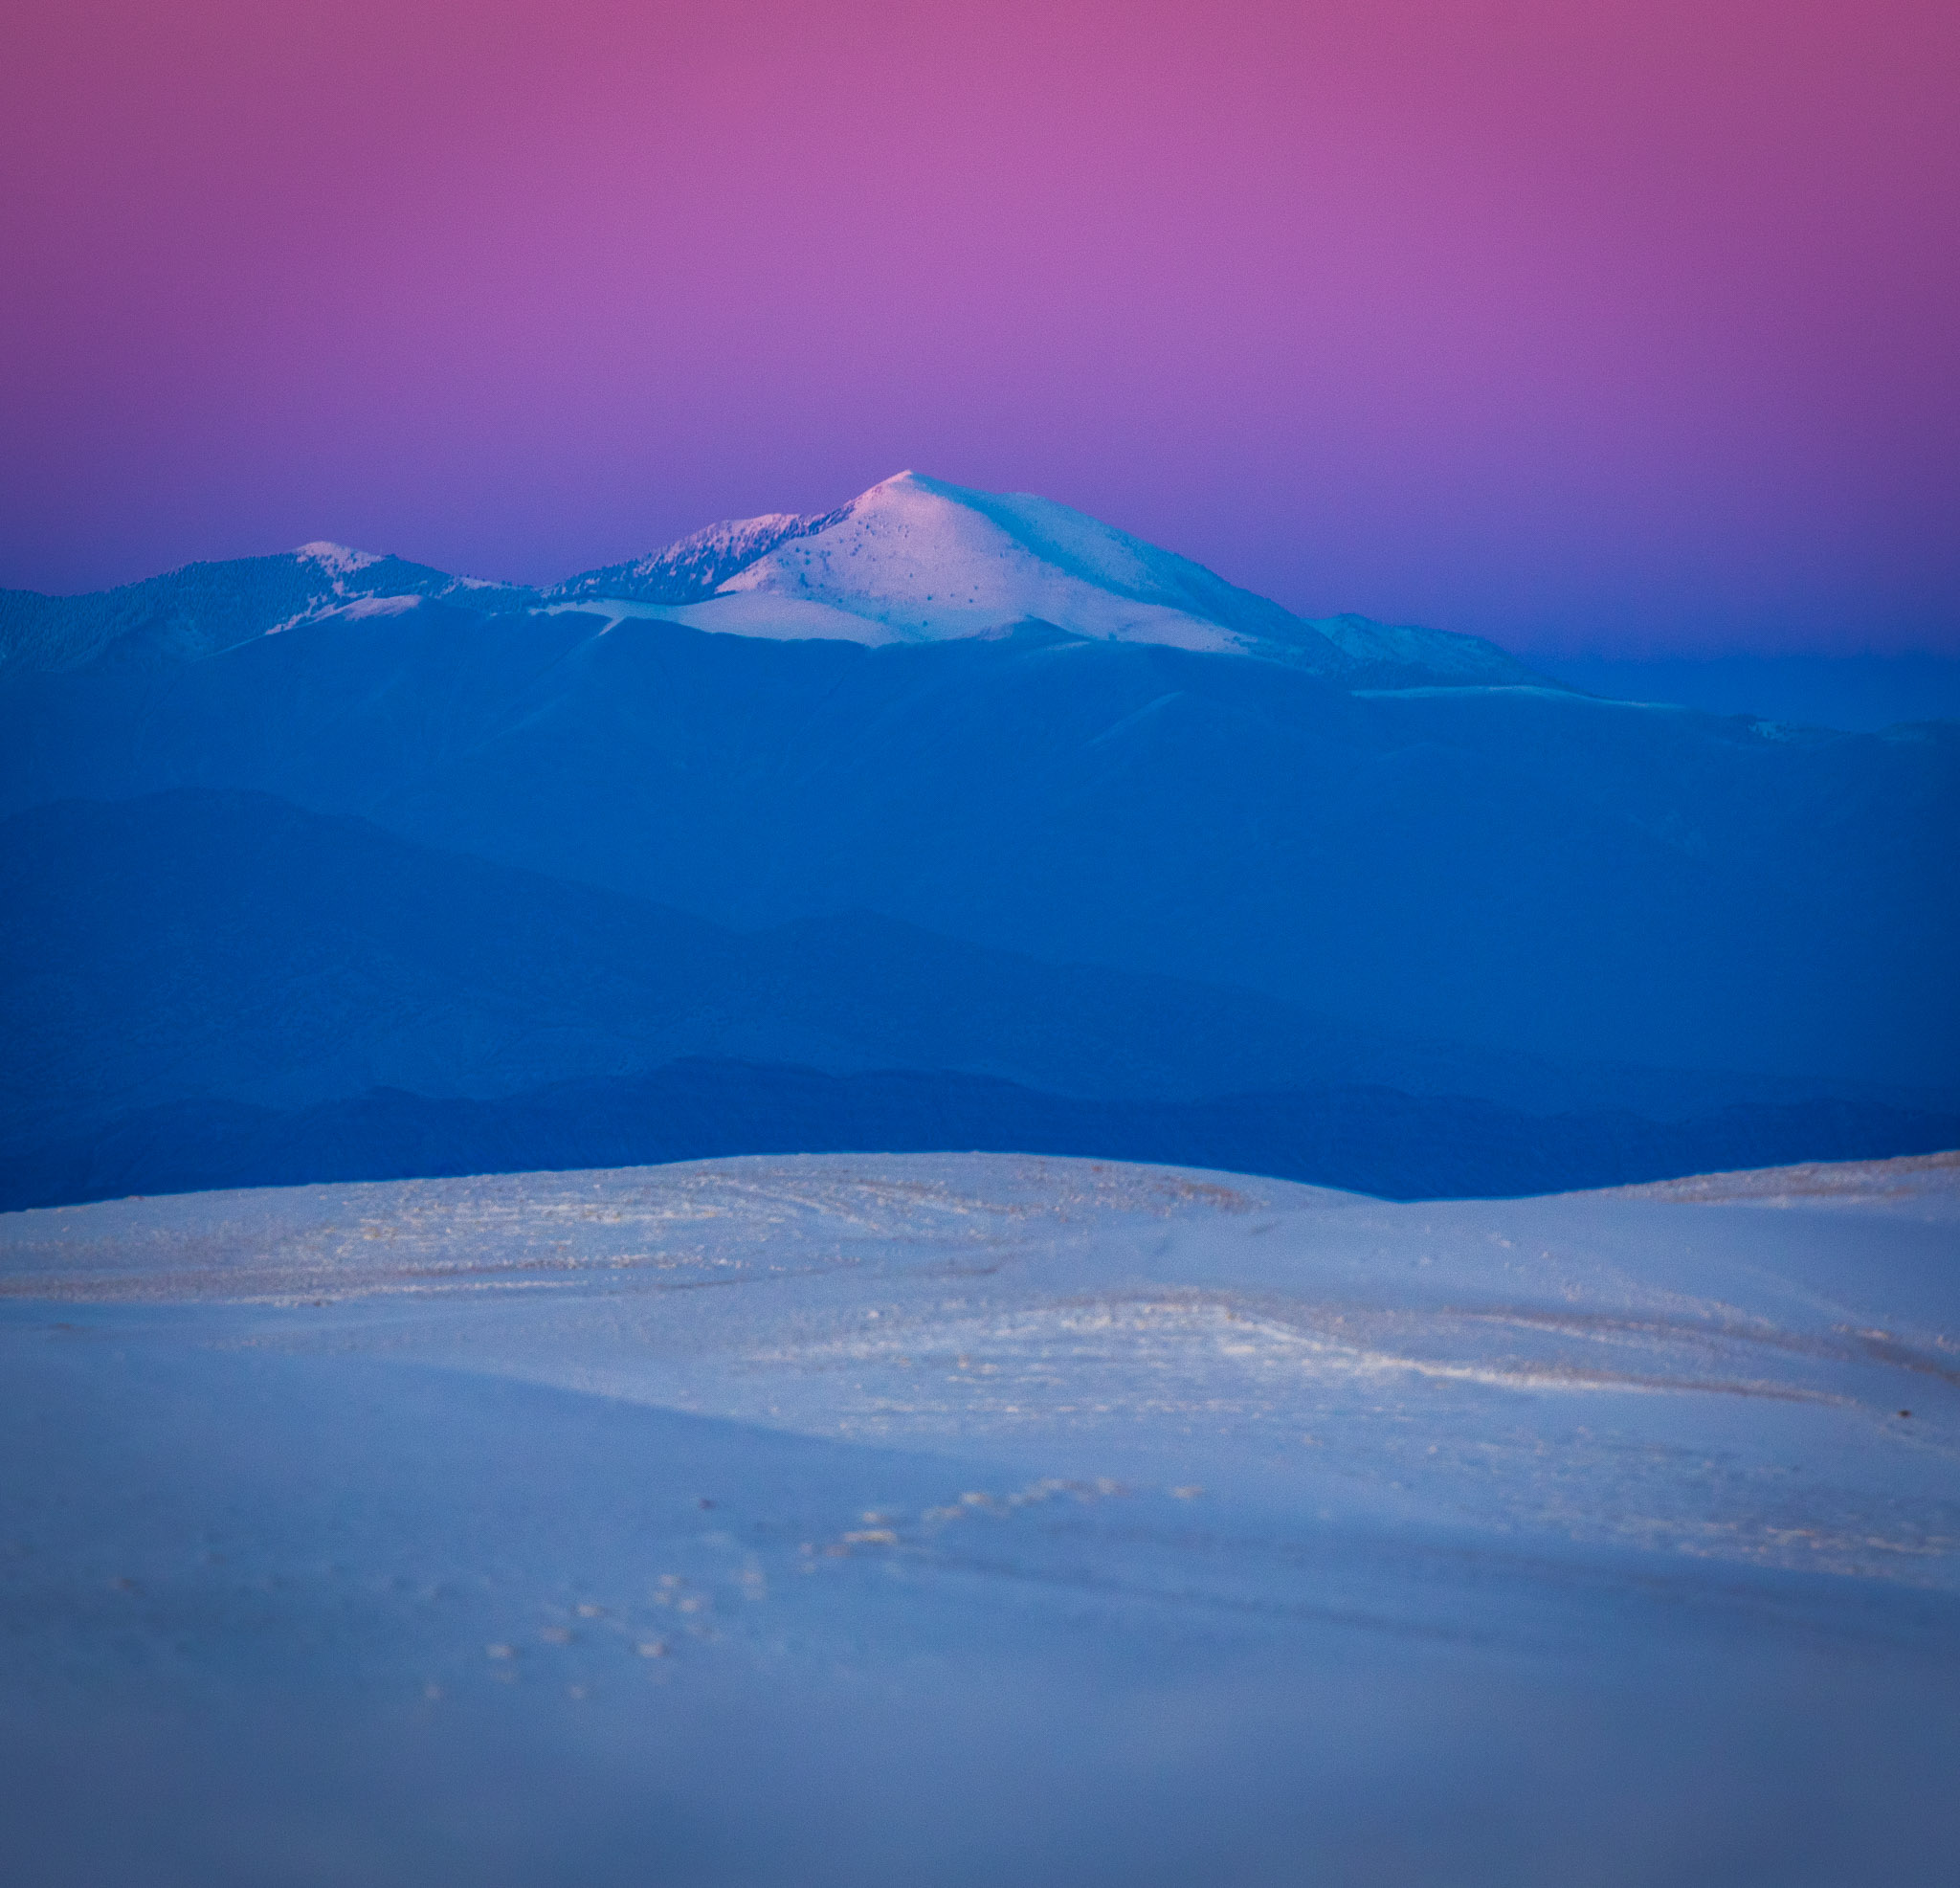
[3, 614, 1952, 1092]
[5, 788, 1664, 1144]
[4, 789, 1952, 1213]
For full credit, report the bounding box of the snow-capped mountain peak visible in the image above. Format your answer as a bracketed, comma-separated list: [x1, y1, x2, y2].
[295, 542, 385, 577]
[544, 472, 1541, 685]
[709, 471, 1265, 655]
[4, 478, 1546, 689]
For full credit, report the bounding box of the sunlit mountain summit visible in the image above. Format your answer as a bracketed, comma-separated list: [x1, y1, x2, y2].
[0, 472, 1541, 688]
[545, 472, 1544, 684]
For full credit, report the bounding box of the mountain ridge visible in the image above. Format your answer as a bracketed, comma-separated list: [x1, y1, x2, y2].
[14, 787, 1887, 1151]
[4, 615, 1951, 1090]
[3, 477, 1953, 1198]
[0, 472, 1544, 689]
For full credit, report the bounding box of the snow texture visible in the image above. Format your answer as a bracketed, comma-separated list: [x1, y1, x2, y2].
[3, 1148, 1954, 1884]
[323, 593, 423, 621]
[715, 472, 1265, 653]
[548, 511, 832, 607]
[551, 473, 1544, 680]
[294, 542, 384, 577]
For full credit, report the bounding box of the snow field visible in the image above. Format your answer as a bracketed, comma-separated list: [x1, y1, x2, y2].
[2, 1150, 1955, 1884]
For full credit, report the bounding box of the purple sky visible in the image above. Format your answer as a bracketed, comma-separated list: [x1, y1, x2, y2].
[2, 1, 1955, 655]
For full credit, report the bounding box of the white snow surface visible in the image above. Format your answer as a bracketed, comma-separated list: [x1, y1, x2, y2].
[3, 1148, 1955, 1884]
[294, 541, 384, 576]
[266, 592, 427, 636]
[556, 591, 916, 645]
[562, 474, 1537, 679]
[716, 473, 1266, 653]
[593, 512, 811, 592]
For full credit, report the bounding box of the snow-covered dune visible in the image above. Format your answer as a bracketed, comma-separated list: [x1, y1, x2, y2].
[3, 1150, 1954, 1884]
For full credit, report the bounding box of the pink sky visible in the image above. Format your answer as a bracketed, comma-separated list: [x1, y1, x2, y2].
[2, 0, 1954, 654]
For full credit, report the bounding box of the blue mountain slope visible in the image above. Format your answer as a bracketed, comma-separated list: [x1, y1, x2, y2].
[11, 788, 1948, 1211]
[3, 612, 1952, 1095]
[7, 789, 1669, 1144]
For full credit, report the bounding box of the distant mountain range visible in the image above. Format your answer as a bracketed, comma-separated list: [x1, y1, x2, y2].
[6, 789, 1599, 1135]
[0, 471, 1545, 687]
[2, 475, 1953, 1210]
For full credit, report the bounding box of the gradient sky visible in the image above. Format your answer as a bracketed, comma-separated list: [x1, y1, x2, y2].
[2, 1, 1954, 655]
